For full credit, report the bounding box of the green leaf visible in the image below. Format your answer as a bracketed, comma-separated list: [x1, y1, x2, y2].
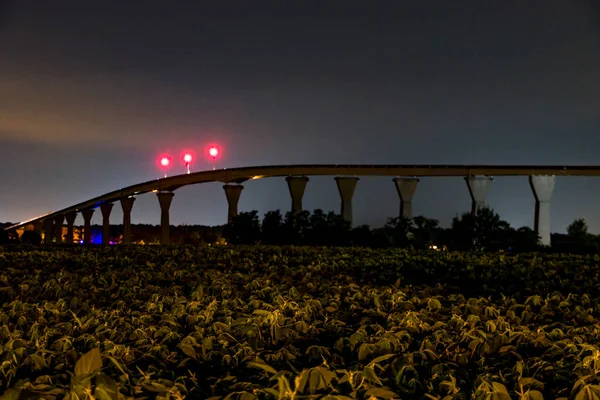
[369, 353, 396, 366]
[492, 382, 509, 394]
[74, 348, 102, 377]
[308, 369, 323, 394]
[322, 397, 355, 400]
[317, 366, 336, 386]
[363, 365, 383, 386]
[213, 321, 230, 332]
[334, 338, 344, 352]
[143, 382, 169, 393]
[365, 387, 400, 399]
[525, 390, 544, 400]
[575, 385, 600, 400]
[427, 298, 442, 311]
[489, 382, 511, 400]
[263, 388, 279, 397]
[95, 373, 119, 400]
[180, 344, 197, 359]
[520, 377, 544, 390]
[202, 336, 214, 354]
[106, 356, 129, 381]
[28, 354, 48, 371]
[358, 343, 372, 361]
[295, 370, 309, 393]
[0, 388, 21, 400]
[248, 362, 278, 375]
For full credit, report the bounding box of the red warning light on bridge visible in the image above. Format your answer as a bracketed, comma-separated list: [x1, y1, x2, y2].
[207, 145, 220, 170]
[160, 156, 171, 167]
[158, 155, 172, 178]
[183, 153, 194, 174]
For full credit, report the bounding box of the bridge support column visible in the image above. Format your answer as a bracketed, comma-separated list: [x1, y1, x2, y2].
[223, 184, 244, 224]
[465, 176, 492, 215]
[43, 219, 54, 244]
[157, 192, 174, 245]
[120, 197, 136, 245]
[33, 221, 43, 236]
[65, 212, 77, 244]
[335, 177, 359, 225]
[53, 215, 64, 244]
[286, 176, 309, 213]
[100, 203, 113, 245]
[82, 209, 94, 245]
[529, 175, 555, 247]
[393, 177, 419, 218]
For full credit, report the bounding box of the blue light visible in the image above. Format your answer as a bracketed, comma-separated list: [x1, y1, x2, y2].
[91, 227, 102, 245]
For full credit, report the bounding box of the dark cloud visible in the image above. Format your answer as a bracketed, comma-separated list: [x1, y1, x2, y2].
[0, 0, 15, 33]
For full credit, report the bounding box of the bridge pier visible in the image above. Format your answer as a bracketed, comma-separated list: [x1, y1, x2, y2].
[393, 177, 419, 218]
[43, 219, 54, 244]
[529, 175, 555, 246]
[100, 203, 113, 245]
[33, 221, 43, 236]
[65, 212, 77, 244]
[157, 192, 174, 245]
[286, 176, 309, 213]
[81, 209, 94, 245]
[120, 197, 136, 245]
[224, 184, 244, 224]
[53, 215, 64, 244]
[465, 176, 493, 215]
[335, 177, 359, 225]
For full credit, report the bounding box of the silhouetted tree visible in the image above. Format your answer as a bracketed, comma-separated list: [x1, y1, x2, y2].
[451, 213, 476, 250]
[384, 216, 413, 247]
[567, 218, 589, 238]
[564, 218, 596, 253]
[350, 225, 374, 247]
[262, 210, 284, 245]
[325, 211, 351, 246]
[283, 210, 311, 245]
[370, 227, 392, 248]
[411, 216, 440, 249]
[0, 229, 9, 245]
[510, 227, 540, 252]
[450, 207, 510, 251]
[211, 206, 600, 253]
[21, 230, 42, 245]
[475, 207, 511, 251]
[306, 209, 328, 245]
[224, 211, 261, 244]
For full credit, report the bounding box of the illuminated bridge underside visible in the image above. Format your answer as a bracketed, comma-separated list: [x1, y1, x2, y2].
[5, 164, 600, 235]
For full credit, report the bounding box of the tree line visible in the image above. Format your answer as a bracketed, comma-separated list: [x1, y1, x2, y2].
[1, 207, 598, 253]
[223, 207, 600, 253]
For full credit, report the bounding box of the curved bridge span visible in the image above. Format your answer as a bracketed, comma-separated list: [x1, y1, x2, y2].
[6, 164, 600, 246]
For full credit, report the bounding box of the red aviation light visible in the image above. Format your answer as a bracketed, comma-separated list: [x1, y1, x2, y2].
[160, 156, 171, 168]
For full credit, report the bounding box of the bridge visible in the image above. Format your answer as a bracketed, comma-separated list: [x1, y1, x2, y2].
[5, 164, 600, 246]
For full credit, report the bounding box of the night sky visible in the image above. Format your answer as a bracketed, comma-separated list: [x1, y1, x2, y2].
[1, 1, 600, 232]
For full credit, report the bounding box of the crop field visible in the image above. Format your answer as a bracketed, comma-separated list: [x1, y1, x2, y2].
[0, 246, 600, 399]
